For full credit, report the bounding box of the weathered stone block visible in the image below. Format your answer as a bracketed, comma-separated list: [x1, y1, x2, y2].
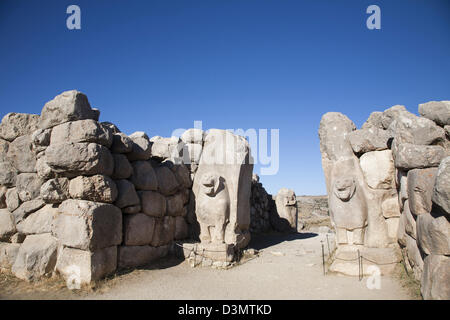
[0, 209, 16, 241]
[40, 178, 69, 204]
[417, 214, 449, 255]
[7, 134, 36, 173]
[69, 175, 118, 203]
[16, 173, 44, 202]
[360, 150, 396, 189]
[130, 161, 158, 190]
[139, 191, 166, 217]
[123, 214, 156, 246]
[126, 131, 152, 161]
[111, 153, 133, 179]
[50, 119, 112, 147]
[114, 179, 140, 209]
[111, 132, 133, 154]
[53, 200, 122, 251]
[0, 113, 40, 142]
[432, 157, 450, 217]
[407, 168, 438, 216]
[421, 254, 450, 300]
[0, 242, 21, 270]
[394, 143, 445, 170]
[16, 204, 57, 235]
[418, 101, 450, 127]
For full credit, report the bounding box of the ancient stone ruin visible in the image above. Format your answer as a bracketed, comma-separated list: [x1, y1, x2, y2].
[319, 102, 450, 299]
[0, 90, 448, 300]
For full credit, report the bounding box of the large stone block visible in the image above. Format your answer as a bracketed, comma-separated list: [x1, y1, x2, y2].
[0, 139, 8, 162]
[183, 143, 203, 164]
[36, 157, 54, 180]
[69, 175, 118, 203]
[421, 254, 450, 300]
[130, 161, 158, 191]
[53, 200, 122, 251]
[111, 153, 133, 179]
[11, 233, 58, 281]
[181, 128, 204, 145]
[150, 136, 182, 160]
[126, 132, 152, 161]
[394, 143, 445, 170]
[432, 157, 450, 217]
[117, 245, 169, 270]
[360, 150, 396, 189]
[0, 161, 17, 187]
[417, 214, 449, 255]
[166, 192, 185, 217]
[0, 243, 21, 270]
[5, 187, 20, 212]
[361, 111, 384, 130]
[348, 127, 390, 154]
[151, 216, 175, 247]
[56, 246, 117, 285]
[0, 113, 40, 142]
[381, 196, 401, 218]
[407, 168, 438, 216]
[50, 119, 112, 147]
[123, 214, 156, 246]
[174, 164, 192, 189]
[139, 191, 166, 217]
[39, 90, 96, 129]
[174, 216, 189, 240]
[155, 165, 179, 196]
[45, 142, 114, 177]
[16, 204, 57, 235]
[405, 234, 424, 281]
[16, 173, 44, 202]
[11, 199, 45, 224]
[418, 101, 450, 127]
[0, 186, 6, 209]
[114, 179, 140, 209]
[7, 134, 36, 173]
[403, 200, 417, 239]
[0, 209, 16, 241]
[111, 132, 133, 154]
[40, 178, 69, 204]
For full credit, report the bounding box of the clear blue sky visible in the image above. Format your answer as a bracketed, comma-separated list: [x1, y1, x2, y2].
[1, 0, 449, 195]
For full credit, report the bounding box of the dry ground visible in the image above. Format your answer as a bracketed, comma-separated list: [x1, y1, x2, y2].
[0, 232, 415, 300]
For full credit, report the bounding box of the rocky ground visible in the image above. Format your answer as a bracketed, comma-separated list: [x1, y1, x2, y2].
[0, 232, 413, 300]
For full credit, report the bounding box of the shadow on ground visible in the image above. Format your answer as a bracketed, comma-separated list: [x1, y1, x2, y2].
[248, 232, 318, 251]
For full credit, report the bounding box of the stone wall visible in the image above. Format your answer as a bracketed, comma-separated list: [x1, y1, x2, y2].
[319, 101, 450, 299]
[0, 90, 253, 284]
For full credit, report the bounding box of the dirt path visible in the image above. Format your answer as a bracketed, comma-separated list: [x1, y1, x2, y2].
[79, 232, 412, 300]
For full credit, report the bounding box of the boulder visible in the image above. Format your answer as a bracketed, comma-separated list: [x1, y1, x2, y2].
[101, 122, 120, 134]
[6, 134, 36, 173]
[36, 157, 55, 180]
[126, 131, 152, 161]
[150, 136, 182, 160]
[50, 119, 112, 147]
[381, 105, 409, 130]
[117, 245, 167, 269]
[11, 233, 58, 281]
[359, 150, 396, 189]
[56, 246, 117, 285]
[16, 204, 57, 235]
[139, 191, 166, 217]
[122, 205, 141, 214]
[166, 192, 185, 216]
[53, 199, 122, 251]
[0, 186, 6, 209]
[174, 164, 192, 189]
[5, 188, 20, 211]
[0, 209, 16, 241]
[69, 175, 118, 203]
[389, 113, 445, 146]
[123, 214, 156, 246]
[421, 254, 450, 300]
[111, 132, 133, 154]
[114, 179, 140, 209]
[0, 139, 8, 162]
[0, 161, 17, 187]
[275, 188, 298, 230]
[155, 166, 179, 196]
[348, 127, 390, 154]
[0, 113, 40, 142]
[31, 128, 51, 148]
[361, 111, 384, 130]
[40, 178, 69, 204]
[432, 157, 450, 217]
[417, 214, 449, 255]
[174, 216, 189, 240]
[403, 200, 417, 239]
[11, 199, 45, 224]
[405, 234, 424, 281]
[39, 90, 96, 129]
[151, 216, 175, 247]
[16, 173, 44, 202]
[181, 128, 204, 144]
[0, 243, 21, 270]
[130, 161, 158, 190]
[111, 153, 133, 179]
[45, 142, 114, 177]
[418, 101, 450, 127]
[394, 143, 445, 170]
[407, 168, 438, 216]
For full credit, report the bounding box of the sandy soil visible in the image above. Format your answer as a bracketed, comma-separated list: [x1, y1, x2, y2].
[0, 232, 413, 300]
